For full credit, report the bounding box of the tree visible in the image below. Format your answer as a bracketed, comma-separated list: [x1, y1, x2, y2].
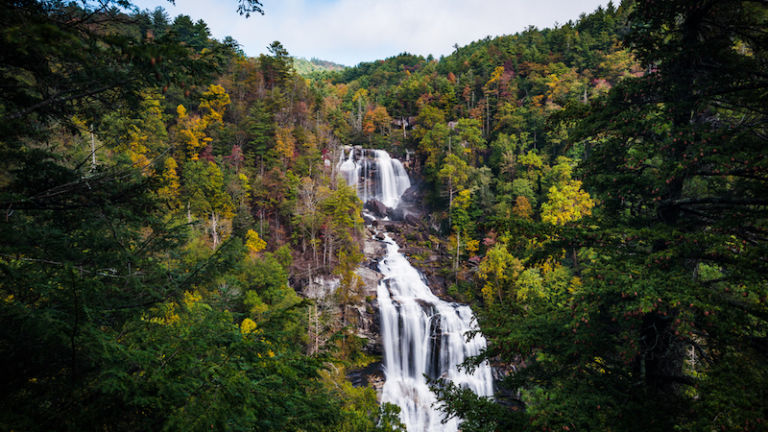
[274, 126, 296, 166]
[260, 41, 294, 88]
[419, 122, 450, 176]
[512, 195, 533, 219]
[156, 156, 181, 206]
[540, 179, 594, 226]
[319, 179, 363, 270]
[452, 118, 485, 164]
[362, 105, 392, 138]
[245, 229, 267, 254]
[199, 84, 231, 127]
[477, 242, 523, 304]
[438, 1, 768, 431]
[293, 176, 323, 266]
[567, 2, 768, 428]
[100, 90, 169, 170]
[437, 153, 470, 223]
[245, 99, 275, 167]
[183, 160, 235, 248]
[0, 1, 235, 145]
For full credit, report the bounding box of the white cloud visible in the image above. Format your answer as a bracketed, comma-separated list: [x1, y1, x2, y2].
[133, 0, 611, 65]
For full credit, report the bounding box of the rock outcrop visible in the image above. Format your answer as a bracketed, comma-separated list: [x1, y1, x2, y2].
[365, 199, 388, 218]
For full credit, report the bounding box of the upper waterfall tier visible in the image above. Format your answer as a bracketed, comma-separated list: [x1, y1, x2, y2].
[336, 148, 411, 209]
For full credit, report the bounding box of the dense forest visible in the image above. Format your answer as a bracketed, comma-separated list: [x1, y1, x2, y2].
[1, 0, 766, 431]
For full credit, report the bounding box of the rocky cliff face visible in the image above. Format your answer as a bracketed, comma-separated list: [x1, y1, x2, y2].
[346, 235, 387, 395]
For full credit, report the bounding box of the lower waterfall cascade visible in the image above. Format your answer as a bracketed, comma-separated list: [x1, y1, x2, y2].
[377, 236, 494, 431]
[339, 148, 493, 431]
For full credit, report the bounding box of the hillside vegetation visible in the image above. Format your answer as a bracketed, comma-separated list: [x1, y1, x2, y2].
[1, 1, 766, 431]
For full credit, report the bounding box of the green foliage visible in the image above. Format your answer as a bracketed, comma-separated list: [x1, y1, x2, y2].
[432, 1, 768, 431]
[99, 291, 343, 432]
[183, 160, 235, 219]
[293, 57, 347, 76]
[477, 242, 523, 304]
[9, 0, 768, 431]
[540, 179, 595, 226]
[0, 2, 385, 431]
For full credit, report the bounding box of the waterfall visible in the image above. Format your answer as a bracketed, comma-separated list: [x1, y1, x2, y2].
[377, 236, 493, 431]
[342, 149, 492, 431]
[337, 148, 359, 191]
[372, 150, 410, 208]
[336, 148, 411, 209]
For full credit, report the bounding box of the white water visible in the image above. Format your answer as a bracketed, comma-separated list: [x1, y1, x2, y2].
[377, 237, 494, 431]
[373, 150, 410, 208]
[337, 148, 360, 192]
[336, 148, 411, 208]
[345, 148, 492, 431]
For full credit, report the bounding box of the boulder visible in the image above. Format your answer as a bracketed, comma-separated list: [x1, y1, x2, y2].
[363, 238, 386, 261]
[385, 224, 401, 234]
[346, 361, 385, 394]
[355, 266, 383, 297]
[405, 213, 424, 227]
[400, 184, 421, 204]
[365, 199, 388, 218]
[387, 206, 405, 221]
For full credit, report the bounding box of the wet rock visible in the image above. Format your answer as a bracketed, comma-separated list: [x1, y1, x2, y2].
[355, 266, 383, 297]
[385, 224, 401, 234]
[351, 259, 384, 363]
[353, 302, 382, 353]
[387, 206, 405, 221]
[414, 298, 436, 310]
[347, 361, 385, 398]
[405, 213, 424, 227]
[401, 183, 422, 204]
[364, 238, 386, 259]
[365, 199, 388, 218]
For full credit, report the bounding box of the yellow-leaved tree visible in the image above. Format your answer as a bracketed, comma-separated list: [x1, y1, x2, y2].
[245, 229, 267, 254]
[477, 242, 523, 304]
[540, 179, 595, 226]
[156, 156, 180, 207]
[199, 84, 231, 125]
[274, 126, 295, 166]
[175, 85, 231, 161]
[176, 104, 210, 160]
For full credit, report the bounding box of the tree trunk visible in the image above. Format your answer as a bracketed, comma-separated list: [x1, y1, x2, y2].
[312, 234, 318, 267]
[90, 124, 97, 171]
[211, 212, 219, 249]
[455, 229, 461, 280]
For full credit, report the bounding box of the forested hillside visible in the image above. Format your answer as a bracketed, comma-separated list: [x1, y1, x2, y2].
[0, 2, 397, 430]
[1, 0, 766, 431]
[293, 57, 347, 76]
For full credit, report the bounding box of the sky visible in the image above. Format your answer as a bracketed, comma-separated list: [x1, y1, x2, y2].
[131, 0, 611, 66]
